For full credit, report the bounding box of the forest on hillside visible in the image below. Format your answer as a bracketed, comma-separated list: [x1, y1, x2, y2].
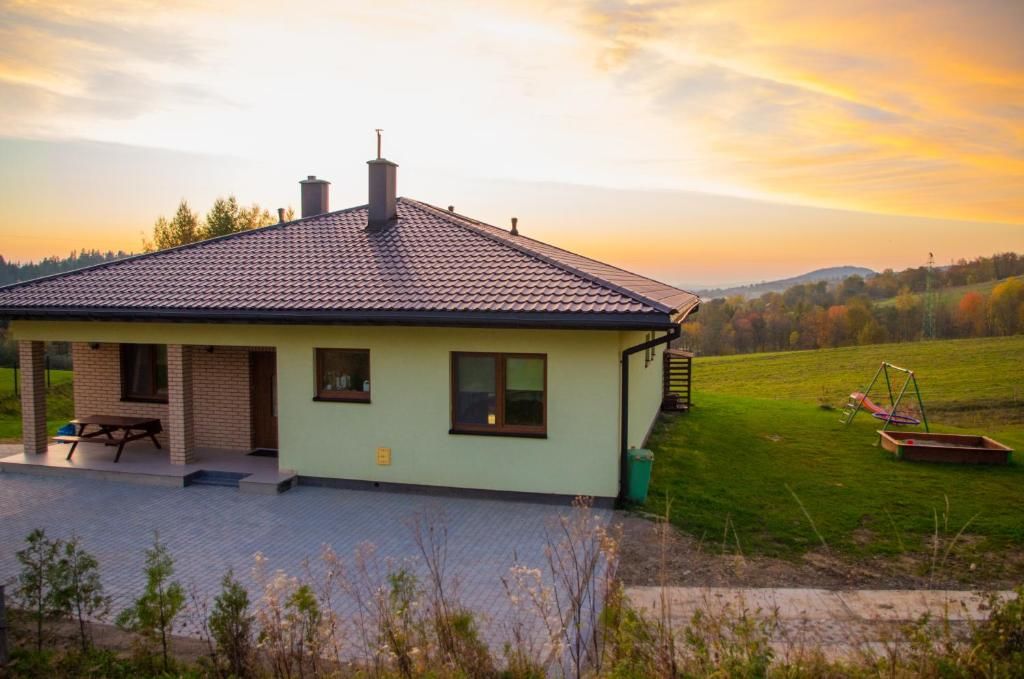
[0, 250, 130, 287]
[682, 252, 1024, 356]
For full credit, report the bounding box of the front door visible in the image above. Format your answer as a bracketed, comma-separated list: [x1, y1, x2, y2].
[250, 352, 278, 450]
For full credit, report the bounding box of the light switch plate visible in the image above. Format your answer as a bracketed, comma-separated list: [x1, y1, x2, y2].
[376, 447, 391, 465]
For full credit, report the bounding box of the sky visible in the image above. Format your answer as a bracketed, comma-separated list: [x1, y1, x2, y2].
[0, 0, 1022, 287]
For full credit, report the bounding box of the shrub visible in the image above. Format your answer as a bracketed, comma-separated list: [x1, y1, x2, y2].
[968, 586, 1024, 674]
[207, 569, 255, 678]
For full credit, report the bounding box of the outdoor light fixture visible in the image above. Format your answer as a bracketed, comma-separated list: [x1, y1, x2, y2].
[89, 342, 99, 350]
[206, 346, 215, 353]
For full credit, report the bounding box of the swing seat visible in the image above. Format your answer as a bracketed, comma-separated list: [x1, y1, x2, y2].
[870, 411, 920, 426]
[850, 392, 921, 425]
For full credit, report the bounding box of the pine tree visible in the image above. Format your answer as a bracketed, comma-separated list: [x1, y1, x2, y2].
[148, 200, 200, 251]
[115, 532, 185, 671]
[14, 529, 62, 651]
[51, 536, 110, 652]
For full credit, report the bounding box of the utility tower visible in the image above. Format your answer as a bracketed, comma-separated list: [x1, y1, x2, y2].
[923, 252, 937, 339]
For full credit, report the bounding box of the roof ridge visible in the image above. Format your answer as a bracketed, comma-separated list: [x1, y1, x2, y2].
[0, 203, 369, 293]
[401, 198, 679, 314]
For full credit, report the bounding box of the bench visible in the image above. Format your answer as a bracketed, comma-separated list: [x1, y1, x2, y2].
[57, 416, 163, 463]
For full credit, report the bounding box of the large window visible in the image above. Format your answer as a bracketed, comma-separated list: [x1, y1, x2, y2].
[121, 344, 168, 402]
[315, 348, 371, 402]
[451, 352, 546, 436]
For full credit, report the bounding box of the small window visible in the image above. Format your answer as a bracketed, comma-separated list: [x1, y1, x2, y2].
[121, 344, 168, 402]
[315, 348, 371, 402]
[451, 352, 546, 436]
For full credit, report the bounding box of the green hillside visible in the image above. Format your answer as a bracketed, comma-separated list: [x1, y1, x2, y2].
[693, 335, 1024, 428]
[874, 275, 1018, 308]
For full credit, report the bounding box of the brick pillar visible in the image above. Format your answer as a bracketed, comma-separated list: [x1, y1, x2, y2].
[167, 345, 195, 464]
[19, 341, 48, 455]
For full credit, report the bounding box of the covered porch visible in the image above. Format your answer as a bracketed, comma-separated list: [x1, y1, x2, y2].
[0, 440, 294, 493]
[6, 339, 293, 493]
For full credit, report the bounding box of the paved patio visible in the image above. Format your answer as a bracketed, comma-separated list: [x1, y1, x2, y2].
[0, 469, 601, 649]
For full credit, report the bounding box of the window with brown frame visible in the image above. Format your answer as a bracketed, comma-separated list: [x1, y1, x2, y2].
[120, 344, 168, 403]
[315, 348, 371, 402]
[450, 352, 546, 436]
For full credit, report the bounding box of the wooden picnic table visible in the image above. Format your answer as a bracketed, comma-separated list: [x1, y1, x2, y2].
[55, 415, 163, 463]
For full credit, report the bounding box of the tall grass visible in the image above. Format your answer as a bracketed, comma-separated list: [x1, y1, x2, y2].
[7, 499, 1024, 678]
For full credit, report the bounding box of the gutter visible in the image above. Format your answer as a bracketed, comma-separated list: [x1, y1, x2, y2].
[0, 307, 680, 331]
[618, 294, 699, 502]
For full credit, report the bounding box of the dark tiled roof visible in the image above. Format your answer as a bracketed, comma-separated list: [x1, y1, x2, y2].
[0, 198, 697, 328]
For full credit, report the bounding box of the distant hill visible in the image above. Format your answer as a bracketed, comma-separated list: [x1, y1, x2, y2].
[696, 266, 876, 300]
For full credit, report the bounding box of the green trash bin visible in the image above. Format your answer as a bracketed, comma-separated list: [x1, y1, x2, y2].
[626, 448, 654, 503]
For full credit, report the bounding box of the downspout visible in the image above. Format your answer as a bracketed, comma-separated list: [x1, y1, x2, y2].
[619, 323, 681, 501]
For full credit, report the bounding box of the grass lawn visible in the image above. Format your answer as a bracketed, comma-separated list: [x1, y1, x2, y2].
[0, 367, 75, 442]
[691, 335, 1024, 428]
[645, 336, 1024, 562]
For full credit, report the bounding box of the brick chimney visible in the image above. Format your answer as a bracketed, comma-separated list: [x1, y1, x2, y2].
[300, 175, 330, 218]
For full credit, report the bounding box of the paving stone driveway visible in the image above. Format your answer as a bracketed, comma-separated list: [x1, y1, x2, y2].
[0, 472, 601, 643]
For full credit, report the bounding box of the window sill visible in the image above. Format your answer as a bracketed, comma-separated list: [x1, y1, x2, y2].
[313, 395, 372, 404]
[449, 428, 547, 439]
[120, 397, 169, 405]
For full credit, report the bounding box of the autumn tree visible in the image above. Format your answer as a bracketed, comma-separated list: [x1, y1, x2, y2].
[956, 291, 987, 337]
[989, 277, 1024, 335]
[893, 288, 922, 341]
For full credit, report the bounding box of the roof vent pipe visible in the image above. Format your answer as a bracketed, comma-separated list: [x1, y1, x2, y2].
[277, 207, 286, 223]
[300, 176, 330, 218]
[510, 217, 519, 236]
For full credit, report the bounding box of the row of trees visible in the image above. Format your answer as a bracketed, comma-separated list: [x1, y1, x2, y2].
[851, 252, 1024, 298]
[144, 197, 294, 251]
[1, 194, 291, 288]
[684, 253, 1024, 356]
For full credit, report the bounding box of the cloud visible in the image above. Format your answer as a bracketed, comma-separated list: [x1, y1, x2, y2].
[571, 0, 1024, 223]
[0, 0, 219, 128]
[0, 0, 1020, 227]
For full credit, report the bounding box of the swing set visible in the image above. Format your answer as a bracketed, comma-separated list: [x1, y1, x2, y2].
[841, 362, 929, 433]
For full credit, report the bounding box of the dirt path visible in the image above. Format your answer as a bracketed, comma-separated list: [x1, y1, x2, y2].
[625, 585, 1017, 660]
[617, 513, 1024, 590]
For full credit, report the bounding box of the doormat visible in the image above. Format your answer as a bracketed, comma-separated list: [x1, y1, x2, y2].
[248, 448, 278, 458]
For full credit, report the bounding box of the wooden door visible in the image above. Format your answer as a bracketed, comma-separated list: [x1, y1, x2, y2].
[250, 352, 278, 450]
